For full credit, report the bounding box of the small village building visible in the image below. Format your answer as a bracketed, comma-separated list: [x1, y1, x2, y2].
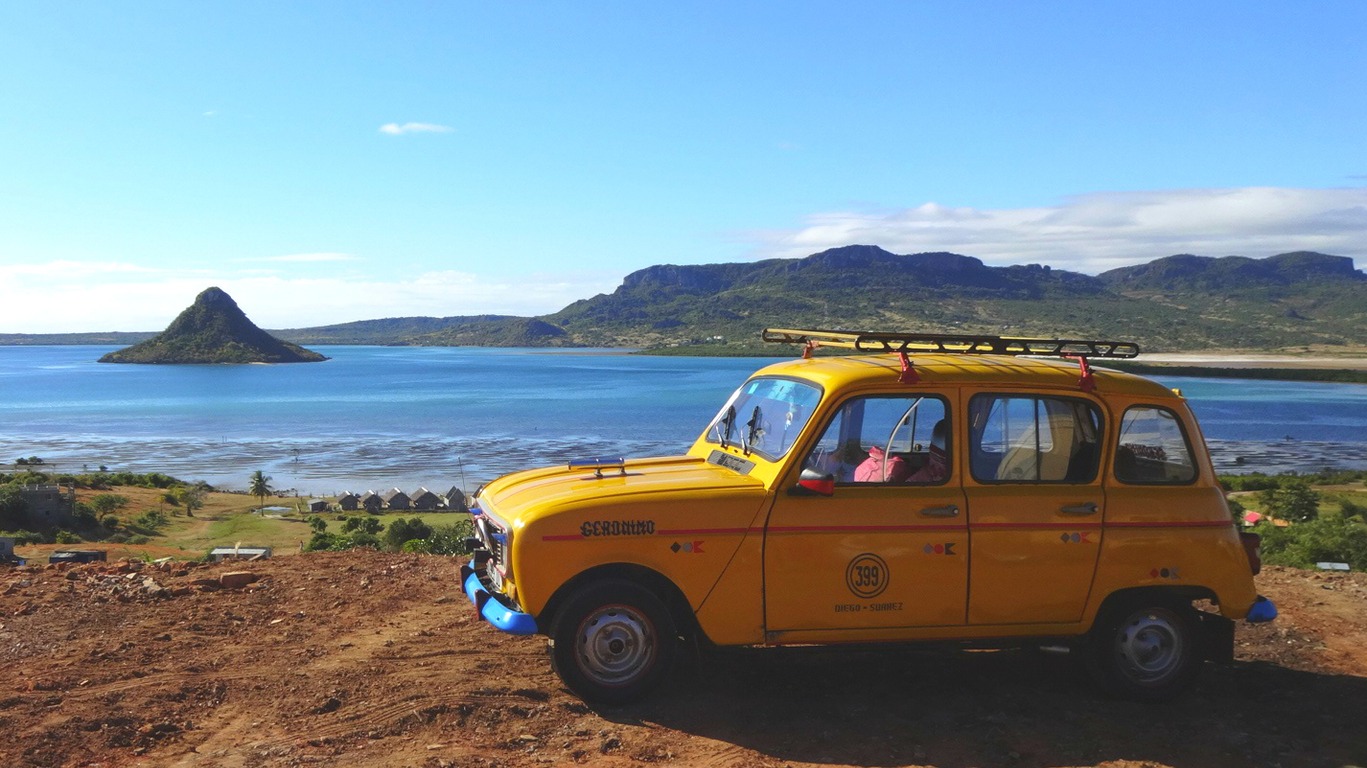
[308, 499, 331, 513]
[443, 486, 469, 513]
[208, 545, 272, 562]
[382, 488, 411, 510]
[337, 493, 360, 511]
[410, 488, 440, 511]
[18, 484, 76, 528]
[359, 492, 384, 513]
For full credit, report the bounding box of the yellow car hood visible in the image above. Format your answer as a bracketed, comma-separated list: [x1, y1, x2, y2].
[475, 454, 768, 527]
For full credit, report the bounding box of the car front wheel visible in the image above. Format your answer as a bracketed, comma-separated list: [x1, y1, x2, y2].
[550, 580, 677, 705]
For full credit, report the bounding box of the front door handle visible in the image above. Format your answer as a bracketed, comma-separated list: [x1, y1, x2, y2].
[1060, 502, 1098, 516]
[920, 505, 960, 518]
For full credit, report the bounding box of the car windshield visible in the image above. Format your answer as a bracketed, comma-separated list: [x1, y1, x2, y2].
[705, 376, 822, 461]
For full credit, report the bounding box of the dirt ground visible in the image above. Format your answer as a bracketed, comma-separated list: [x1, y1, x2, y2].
[3, 553, 1365, 768]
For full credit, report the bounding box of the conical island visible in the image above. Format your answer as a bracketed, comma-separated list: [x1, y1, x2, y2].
[98, 287, 329, 364]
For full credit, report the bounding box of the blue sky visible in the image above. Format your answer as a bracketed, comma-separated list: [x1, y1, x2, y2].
[2, 1, 1365, 333]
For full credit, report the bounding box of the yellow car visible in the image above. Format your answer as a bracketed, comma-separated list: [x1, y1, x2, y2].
[461, 328, 1274, 704]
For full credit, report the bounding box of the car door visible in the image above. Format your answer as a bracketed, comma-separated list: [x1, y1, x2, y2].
[963, 391, 1106, 625]
[763, 392, 968, 638]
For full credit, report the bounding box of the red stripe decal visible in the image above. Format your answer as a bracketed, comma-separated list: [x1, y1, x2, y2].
[767, 525, 965, 534]
[1106, 520, 1233, 529]
[543, 519, 1231, 541]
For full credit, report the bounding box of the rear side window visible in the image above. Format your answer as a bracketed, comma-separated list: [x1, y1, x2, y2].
[1115, 406, 1198, 484]
[970, 395, 1102, 483]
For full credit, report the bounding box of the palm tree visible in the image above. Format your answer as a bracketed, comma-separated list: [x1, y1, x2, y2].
[248, 470, 272, 514]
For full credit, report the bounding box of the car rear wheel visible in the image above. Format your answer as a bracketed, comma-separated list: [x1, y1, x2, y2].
[1086, 598, 1201, 701]
[550, 580, 677, 705]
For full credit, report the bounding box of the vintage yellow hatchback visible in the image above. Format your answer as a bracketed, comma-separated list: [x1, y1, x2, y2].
[461, 328, 1275, 704]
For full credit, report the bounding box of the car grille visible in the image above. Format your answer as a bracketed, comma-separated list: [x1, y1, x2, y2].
[478, 516, 508, 567]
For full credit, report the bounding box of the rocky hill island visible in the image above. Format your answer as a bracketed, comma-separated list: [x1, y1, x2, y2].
[98, 287, 328, 364]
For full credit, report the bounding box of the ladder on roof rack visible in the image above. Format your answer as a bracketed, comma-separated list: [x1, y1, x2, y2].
[762, 328, 1141, 359]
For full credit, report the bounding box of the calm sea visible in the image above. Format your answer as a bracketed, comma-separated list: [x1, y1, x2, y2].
[1, 346, 1364, 496]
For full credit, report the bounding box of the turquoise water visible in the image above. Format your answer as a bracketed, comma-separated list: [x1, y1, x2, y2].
[1, 346, 1364, 495]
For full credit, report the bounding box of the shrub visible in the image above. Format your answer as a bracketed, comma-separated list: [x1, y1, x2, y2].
[54, 530, 82, 544]
[1257, 515, 1367, 571]
[1, 529, 47, 545]
[384, 517, 433, 552]
[303, 531, 346, 552]
[341, 516, 382, 535]
[90, 494, 130, 515]
[423, 519, 476, 555]
[134, 510, 168, 530]
[1257, 480, 1321, 523]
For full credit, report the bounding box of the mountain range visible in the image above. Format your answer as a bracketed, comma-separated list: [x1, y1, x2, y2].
[5, 247, 1364, 353]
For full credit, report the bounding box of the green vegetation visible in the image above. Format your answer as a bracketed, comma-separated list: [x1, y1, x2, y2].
[303, 513, 471, 554]
[99, 286, 327, 364]
[1224, 470, 1367, 571]
[0, 467, 216, 546]
[1253, 516, 1367, 571]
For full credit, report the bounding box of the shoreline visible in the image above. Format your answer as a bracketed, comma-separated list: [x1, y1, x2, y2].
[1134, 353, 1367, 371]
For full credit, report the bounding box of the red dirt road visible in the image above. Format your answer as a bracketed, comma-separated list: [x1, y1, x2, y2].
[3, 553, 1365, 768]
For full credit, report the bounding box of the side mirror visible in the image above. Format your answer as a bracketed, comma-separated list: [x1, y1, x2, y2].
[790, 468, 836, 497]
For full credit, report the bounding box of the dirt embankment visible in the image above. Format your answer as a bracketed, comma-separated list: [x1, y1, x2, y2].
[3, 554, 1365, 768]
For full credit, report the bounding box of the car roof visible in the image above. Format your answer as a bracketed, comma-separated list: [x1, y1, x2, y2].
[750, 353, 1181, 400]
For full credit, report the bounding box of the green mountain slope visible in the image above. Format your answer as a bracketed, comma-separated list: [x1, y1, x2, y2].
[542, 246, 1366, 351]
[99, 287, 329, 364]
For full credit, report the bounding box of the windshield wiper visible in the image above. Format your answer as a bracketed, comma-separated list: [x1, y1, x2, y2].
[714, 405, 737, 449]
[744, 406, 765, 456]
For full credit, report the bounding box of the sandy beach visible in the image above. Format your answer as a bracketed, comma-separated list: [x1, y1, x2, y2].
[1138, 353, 1367, 370]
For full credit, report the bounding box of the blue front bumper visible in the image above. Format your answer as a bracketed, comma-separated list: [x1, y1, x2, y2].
[460, 563, 538, 635]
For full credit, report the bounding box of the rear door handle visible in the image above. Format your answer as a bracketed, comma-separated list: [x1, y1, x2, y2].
[1060, 502, 1098, 516]
[920, 505, 959, 518]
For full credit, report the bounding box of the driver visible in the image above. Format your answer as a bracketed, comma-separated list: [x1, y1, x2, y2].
[906, 419, 949, 483]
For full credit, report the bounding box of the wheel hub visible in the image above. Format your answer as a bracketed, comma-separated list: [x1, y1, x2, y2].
[577, 604, 655, 685]
[1118, 609, 1184, 682]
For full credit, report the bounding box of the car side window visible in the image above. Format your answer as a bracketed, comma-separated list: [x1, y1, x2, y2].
[970, 394, 1102, 483]
[1115, 406, 1198, 484]
[802, 395, 951, 485]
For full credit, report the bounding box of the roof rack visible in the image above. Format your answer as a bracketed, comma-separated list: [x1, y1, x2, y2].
[763, 328, 1139, 391]
[762, 328, 1140, 359]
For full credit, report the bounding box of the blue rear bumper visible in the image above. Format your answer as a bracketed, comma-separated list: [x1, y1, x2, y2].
[1246, 594, 1278, 623]
[460, 563, 538, 635]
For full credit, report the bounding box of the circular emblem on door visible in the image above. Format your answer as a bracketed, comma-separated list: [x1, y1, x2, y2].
[845, 553, 890, 599]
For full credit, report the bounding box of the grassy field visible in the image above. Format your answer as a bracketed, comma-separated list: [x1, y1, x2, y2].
[13, 486, 471, 562]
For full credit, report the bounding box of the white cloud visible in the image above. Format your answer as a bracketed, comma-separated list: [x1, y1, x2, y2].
[246, 252, 360, 263]
[758, 187, 1367, 273]
[378, 122, 453, 136]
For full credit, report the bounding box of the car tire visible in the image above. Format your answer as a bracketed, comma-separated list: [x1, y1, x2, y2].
[1086, 598, 1201, 702]
[550, 579, 677, 705]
